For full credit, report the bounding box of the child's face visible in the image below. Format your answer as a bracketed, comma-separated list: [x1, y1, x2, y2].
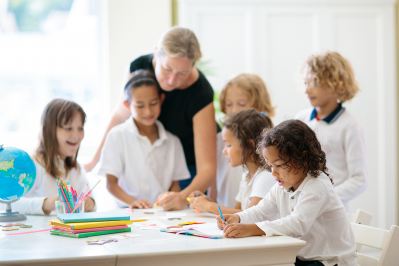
[56, 112, 84, 160]
[222, 128, 243, 167]
[128, 85, 162, 127]
[262, 145, 305, 191]
[224, 86, 253, 115]
[304, 73, 337, 108]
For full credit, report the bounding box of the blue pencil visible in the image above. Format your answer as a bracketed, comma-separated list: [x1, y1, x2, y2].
[217, 205, 225, 221]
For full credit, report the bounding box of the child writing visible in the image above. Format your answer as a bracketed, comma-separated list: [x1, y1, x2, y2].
[189, 109, 275, 215]
[13, 98, 96, 215]
[218, 120, 356, 266]
[296, 51, 366, 209]
[98, 70, 189, 208]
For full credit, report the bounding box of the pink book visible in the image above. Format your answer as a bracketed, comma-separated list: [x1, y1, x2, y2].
[51, 225, 128, 234]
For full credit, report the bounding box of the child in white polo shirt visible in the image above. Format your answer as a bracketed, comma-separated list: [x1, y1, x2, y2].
[296, 51, 366, 209]
[98, 70, 189, 208]
[218, 120, 356, 266]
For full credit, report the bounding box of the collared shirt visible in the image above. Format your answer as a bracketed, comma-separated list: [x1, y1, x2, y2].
[9, 160, 90, 215]
[216, 132, 243, 208]
[235, 168, 275, 210]
[238, 174, 356, 266]
[309, 103, 345, 123]
[296, 107, 367, 209]
[98, 118, 189, 205]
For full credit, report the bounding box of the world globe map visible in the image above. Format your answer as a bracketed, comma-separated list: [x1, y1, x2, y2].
[0, 145, 36, 202]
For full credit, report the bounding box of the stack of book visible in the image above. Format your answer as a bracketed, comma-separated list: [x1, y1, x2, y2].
[49, 212, 132, 238]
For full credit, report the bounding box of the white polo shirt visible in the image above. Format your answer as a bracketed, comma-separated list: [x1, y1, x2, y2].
[216, 132, 243, 208]
[235, 168, 275, 210]
[10, 159, 90, 215]
[296, 106, 367, 208]
[98, 118, 189, 206]
[238, 173, 356, 266]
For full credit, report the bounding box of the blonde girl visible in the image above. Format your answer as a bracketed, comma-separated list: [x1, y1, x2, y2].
[208, 73, 275, 209]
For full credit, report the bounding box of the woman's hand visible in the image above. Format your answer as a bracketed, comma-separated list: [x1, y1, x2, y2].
[156, 192, 187, 211]
[216, 214, 240, 229]
[130, 199, 151, 209]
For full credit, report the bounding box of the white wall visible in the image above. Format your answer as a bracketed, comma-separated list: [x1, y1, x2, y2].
[101, 0, 171, 110]
[179, 0, 398, 228]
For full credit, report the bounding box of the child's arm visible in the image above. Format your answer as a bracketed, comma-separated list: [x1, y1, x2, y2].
[336, 124, 367, 203]
[247, 197, 263, 208]
[242, 186, 327, 238]
[223, 223, 265, 238]
[216, 213, 265, 238]
[106, 174, 150, 208]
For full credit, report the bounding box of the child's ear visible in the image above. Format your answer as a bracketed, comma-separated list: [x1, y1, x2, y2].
[123, 100, 130, 109]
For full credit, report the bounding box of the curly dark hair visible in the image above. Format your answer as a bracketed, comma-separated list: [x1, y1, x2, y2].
[223, 109, 273, 168]
[257, 119, 329, 178]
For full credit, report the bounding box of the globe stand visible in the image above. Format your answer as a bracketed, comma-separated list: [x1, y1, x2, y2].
[0, 199, 26, 222]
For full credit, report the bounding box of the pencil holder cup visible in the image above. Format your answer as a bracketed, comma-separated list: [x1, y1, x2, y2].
[55, 200, 85, 214]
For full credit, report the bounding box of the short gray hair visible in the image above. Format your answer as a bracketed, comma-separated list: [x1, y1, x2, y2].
[156, 26, 202, 63]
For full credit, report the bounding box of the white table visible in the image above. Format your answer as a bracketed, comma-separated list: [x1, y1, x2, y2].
[0, 209, 305, 266]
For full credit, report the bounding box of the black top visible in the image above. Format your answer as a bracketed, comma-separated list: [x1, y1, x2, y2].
[129, 54, 214, 165]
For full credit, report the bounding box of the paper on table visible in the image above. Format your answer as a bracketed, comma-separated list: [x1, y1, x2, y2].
[161, 222, 224, 239]
[188, 223, 224, 238]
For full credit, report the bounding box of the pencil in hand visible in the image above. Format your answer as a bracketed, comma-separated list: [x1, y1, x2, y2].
[217, 205, 225, 221]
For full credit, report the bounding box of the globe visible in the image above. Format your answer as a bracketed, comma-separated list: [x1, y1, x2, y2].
[0, 145, 36, 221]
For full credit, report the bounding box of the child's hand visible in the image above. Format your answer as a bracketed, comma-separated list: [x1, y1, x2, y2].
[216, 214, 240, 229]
[189, 196, 211, 213]
[223, 223, 265, 238]
[130, 199, 151, 209]
[42, 196, 58, 215]
[84, 197, 96, 212]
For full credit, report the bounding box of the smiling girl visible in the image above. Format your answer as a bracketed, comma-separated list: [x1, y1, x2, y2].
[12, 99, 95, 215]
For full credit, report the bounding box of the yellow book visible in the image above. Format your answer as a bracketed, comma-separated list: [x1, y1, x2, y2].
[49, 219, 133, 230]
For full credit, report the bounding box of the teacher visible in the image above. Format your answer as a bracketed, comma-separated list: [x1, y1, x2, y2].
[86, 27, 217, 210]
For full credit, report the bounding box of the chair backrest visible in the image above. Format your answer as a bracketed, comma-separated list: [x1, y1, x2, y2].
[352, 209, 373, 225]
[351, 223, 399, 266]
[351, 209, 373, 252]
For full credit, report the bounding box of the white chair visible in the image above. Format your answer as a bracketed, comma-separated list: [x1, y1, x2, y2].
[352, 209, 373, 225]
[351, 223, 399, 266]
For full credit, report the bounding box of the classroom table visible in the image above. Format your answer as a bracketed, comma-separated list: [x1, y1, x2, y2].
[0, 208, 305, 266]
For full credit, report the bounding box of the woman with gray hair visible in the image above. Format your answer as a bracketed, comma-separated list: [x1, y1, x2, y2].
[87, 27, 217, 211]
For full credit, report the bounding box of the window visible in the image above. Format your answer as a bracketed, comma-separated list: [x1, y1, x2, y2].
[0, 0, 105, 161]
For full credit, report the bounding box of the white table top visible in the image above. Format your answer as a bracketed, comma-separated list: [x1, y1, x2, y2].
[0, 208, 306, 266]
